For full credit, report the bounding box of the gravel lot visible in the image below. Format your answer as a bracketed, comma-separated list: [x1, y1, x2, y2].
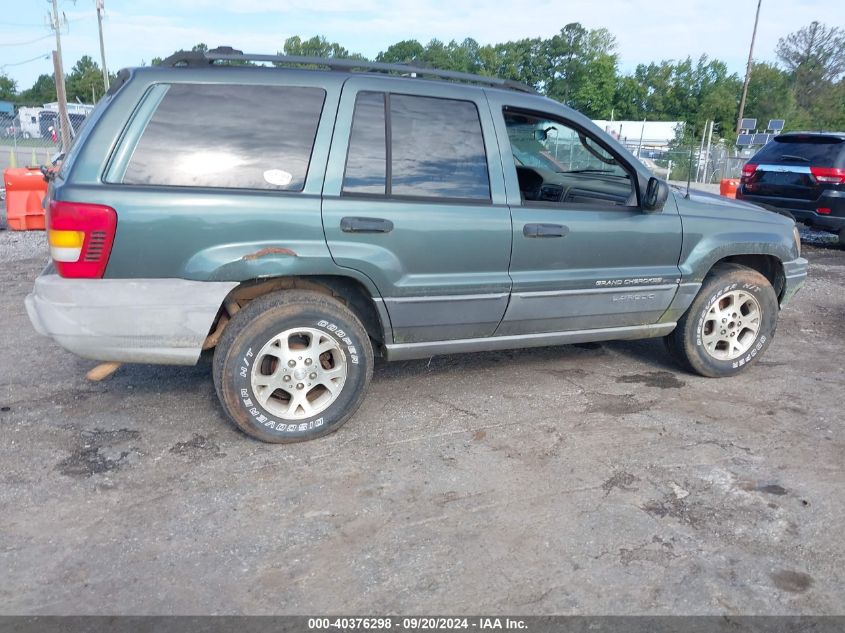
[0, 219, 843, 615]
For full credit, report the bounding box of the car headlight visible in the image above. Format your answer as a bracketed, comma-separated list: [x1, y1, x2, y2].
[793, 225, 801, 258]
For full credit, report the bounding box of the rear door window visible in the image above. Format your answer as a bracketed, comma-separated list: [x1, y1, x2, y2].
[753, 136, 844, 167]
[124, 83, 326, 190]
[342, 91, 490, 201]
[343, 91, 387, 195]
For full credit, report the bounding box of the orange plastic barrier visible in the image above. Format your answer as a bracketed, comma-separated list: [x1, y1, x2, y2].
[3, 167, 48, 230]
[720, 178, 740, 199]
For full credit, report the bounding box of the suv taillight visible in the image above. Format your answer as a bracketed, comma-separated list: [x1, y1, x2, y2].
[741, 163, 757, 183]
[809, 166, 845, 184]
[47, 200, 117, 278]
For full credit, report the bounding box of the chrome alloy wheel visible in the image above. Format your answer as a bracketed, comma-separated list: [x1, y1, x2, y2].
[250, 327, 347, 420]
[700, 290, 762, 361]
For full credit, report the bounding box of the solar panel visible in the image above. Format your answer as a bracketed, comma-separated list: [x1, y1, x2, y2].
[752, 133, 770, 145]
[736, 133, 753, 146]
[767, 119, 785, 131]
[740, 118, 757, 131]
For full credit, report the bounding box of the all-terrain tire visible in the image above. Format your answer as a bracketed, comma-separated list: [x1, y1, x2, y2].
[213, 290, 373, 443]
[667, 264, 778, 377]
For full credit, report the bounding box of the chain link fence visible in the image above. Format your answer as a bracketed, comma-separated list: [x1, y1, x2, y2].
[0, 110, 90, 174]
[616, 141, 749, 184]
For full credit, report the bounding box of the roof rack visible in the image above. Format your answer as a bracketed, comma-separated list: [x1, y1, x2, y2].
[158, 46, 537, 94]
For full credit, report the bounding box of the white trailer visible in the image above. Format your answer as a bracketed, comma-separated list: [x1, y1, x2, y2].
[16, 107, 43, 139]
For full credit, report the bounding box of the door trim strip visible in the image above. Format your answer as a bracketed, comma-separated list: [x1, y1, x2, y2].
[515, 284, 678, 298]
[383, 292, 509, 303]
[384, 322, 675, 361]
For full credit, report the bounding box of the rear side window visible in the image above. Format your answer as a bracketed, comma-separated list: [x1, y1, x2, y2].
[343, 91, 490, 200]
[124, 84, 325, 190]
[753, 136, 844, 167]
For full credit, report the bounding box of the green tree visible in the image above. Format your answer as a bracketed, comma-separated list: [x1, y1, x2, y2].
[482, 38, 547, 87]
[376, 40, 425, 64]
[18, 74, 56, 105]
[544, 24, 618, 118]
[612, 75, 647, 119]
[66, 55, 105, 103]
[281, 35, 364, 60]
[776, 21, 845, 109]
[0, 73, 17, 101]
[744, 62, 795, 126]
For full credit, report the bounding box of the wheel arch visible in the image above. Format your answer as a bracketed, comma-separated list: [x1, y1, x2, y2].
[204, 275, 391, 353]
[709, 254, 786, 302]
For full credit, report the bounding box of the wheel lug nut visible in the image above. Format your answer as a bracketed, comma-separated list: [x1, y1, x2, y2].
[309, 372, 317, 379]
[288, 360, 296, 367]
[283, 375, 291, 382]
[296, 383, 304, 390]
[305, 358, 312, 366]
[722, 318, 727, 323]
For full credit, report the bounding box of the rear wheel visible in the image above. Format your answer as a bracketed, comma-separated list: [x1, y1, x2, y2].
[213, 290, 373, 443]
[667, 264, 778, 377]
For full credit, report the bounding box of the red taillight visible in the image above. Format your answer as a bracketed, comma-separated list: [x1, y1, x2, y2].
[809, 166, 845, 184]
[48, 200, 117, 278]
[741, 163, 758, 183]
[817, 207, 832, 215]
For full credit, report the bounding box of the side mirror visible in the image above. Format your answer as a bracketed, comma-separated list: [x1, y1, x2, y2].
[643, 177, 669, 212]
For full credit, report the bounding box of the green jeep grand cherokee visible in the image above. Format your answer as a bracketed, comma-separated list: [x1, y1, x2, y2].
[25, 48, 808, 443]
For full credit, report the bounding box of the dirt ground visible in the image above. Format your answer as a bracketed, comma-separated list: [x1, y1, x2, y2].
[0, 226, 842, 615]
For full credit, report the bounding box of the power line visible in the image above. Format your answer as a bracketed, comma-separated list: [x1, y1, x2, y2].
[0, 33, 54, 47]
[0, 53, 51, 69]
[0, 21, 49, 27]
[0, 13, 86, 29]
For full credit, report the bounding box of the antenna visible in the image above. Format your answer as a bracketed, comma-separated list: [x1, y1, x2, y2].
[685, 144, 694, 199]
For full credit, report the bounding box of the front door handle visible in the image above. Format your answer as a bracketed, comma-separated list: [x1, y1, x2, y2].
[341, 217, 394, 233]
[523, 223, 569, 238]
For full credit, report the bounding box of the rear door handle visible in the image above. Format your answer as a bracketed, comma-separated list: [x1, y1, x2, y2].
[523, 223, 569, 238]
[341, 217, 394, 233]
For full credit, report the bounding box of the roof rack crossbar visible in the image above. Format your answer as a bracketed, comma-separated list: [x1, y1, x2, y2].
[158, 47, 537, 94]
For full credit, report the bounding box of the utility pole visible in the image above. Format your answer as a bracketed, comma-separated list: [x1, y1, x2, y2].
[636, 118, 646, 158]
[736, 0, 762, 136]
[96, 0, 109, 92]
[697, 120, 708, 183]
[702, 120, 714, 183]
[49, 0, 72, 150]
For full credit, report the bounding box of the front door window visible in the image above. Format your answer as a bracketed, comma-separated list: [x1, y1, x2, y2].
[503, 110, 636, 207]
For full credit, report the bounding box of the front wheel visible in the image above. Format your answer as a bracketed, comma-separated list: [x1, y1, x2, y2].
[667, 264, 779, 377]
[213, 290, 373, 443]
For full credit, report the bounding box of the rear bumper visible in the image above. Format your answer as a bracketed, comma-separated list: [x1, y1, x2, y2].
[738, 188, 845, 232]
[781, 257, 808, 307]
[25, 268, 237, 365]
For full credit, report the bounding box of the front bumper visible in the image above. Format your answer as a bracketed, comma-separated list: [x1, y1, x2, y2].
[781, 257, 808, 307]
[25, 267, 237, 365]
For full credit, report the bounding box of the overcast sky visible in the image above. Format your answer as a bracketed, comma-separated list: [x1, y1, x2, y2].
[2, 0, 843, 95]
